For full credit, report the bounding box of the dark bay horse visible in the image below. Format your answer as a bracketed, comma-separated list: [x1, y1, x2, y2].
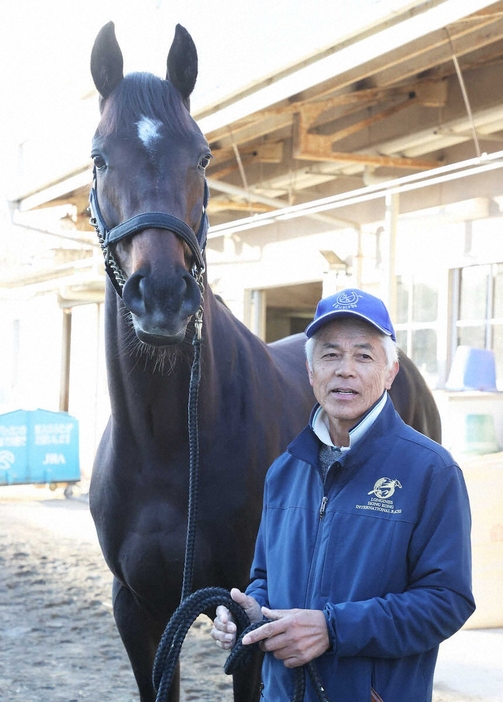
[88, 21, 441, 702]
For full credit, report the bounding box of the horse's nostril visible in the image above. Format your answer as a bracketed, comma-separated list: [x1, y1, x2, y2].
[181, 272, 202, 314]
[123, 273, 147, 317]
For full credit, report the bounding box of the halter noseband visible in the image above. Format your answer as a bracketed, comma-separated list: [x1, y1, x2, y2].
[89, 166, 208, 297]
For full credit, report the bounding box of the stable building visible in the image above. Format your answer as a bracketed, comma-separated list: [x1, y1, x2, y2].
[2, 0, 503, 465]
[2, 0, 503, 632]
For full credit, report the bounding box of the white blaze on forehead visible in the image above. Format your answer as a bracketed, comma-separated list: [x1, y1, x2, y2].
[137, 116, 163, 149]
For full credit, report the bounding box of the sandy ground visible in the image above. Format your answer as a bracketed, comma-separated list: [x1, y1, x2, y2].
[0, 484, 499, 702]
[0, 485, 233, 702]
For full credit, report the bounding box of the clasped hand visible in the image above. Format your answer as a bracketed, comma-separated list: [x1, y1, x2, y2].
[211, 588, 330, 668]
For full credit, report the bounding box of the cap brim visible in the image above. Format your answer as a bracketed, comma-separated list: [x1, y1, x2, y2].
[305, 310, 395, 340]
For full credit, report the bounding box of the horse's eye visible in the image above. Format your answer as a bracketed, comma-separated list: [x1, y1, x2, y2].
[92, 154, 107, 171]
[199, 154, 211, 171]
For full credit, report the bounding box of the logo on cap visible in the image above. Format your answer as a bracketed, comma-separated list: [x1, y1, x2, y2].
[305, 287, 396, 340]
[332, 290, 362, 310]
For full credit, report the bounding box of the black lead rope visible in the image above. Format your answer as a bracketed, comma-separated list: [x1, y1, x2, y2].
[180, 325, 203, 603]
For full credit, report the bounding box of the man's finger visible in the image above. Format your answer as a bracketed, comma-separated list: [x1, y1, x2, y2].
[242, 620, 278, 645]
[215, 605, 230, 623]
[261, 606, 287, 620]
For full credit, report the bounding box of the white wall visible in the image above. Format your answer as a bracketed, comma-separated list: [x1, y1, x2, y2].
[0, 295, 63, 413]
[0, 295, 109, 481]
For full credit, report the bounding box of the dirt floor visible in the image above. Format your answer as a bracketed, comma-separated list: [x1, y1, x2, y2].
[0, 485, 488, 702]
[0, 486, 234, 702]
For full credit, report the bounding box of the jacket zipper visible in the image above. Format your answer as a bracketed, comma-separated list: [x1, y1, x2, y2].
[319, 495, 328, 518]
[304, 471, 329, 608]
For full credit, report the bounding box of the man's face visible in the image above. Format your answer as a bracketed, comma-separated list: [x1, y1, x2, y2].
[307, 318, 399, 444]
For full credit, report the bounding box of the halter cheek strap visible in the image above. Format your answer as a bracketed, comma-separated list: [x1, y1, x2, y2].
[89, 167, 208, 296]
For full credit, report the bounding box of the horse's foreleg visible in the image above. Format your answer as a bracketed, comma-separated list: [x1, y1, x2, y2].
[232, 650, 263, 702]
[112, 578, 179, 702]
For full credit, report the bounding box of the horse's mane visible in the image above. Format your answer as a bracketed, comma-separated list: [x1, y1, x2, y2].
[98, 72, 196, 138]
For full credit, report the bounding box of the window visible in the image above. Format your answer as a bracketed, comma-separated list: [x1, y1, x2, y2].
[454, 263, 503, 387]
[395, 276, 439, 387]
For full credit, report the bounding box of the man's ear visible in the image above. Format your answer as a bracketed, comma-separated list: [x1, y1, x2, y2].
[386, 360, 400, 390]
[306, 359, 314, 386]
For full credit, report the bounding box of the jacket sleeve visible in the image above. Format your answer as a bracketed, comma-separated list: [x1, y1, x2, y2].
[324, 464, 475, 658]
[244, 504, 270, 609]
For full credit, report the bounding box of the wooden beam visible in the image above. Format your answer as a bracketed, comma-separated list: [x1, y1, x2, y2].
[208, 156, 255, 180]
[264, 83, 413, 120]
[207, 199, 273, 214]
[293, 118, 437, 169]
[293, 111, 441, 169]
[315, 97, 418, 144]
[208, 76, 448, 159]
[254, 142, 284, 163]
[208, 113, 291, 150]
[211, 141, 284, 165]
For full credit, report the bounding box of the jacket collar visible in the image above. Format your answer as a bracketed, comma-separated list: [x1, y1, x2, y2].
[311, 391, 388, 449]
[289, 394, 400, 468]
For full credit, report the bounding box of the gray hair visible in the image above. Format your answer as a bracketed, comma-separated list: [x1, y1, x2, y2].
[305, 323, 398, 370]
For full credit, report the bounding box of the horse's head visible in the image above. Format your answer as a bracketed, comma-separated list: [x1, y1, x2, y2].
[90, 22, 211, 346]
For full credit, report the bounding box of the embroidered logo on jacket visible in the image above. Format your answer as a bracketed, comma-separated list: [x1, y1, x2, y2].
[355, 477, 403, 514]
[368, 477, 402, 499]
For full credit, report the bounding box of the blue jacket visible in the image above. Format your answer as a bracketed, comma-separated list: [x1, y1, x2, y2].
[246, 396, 475, 702]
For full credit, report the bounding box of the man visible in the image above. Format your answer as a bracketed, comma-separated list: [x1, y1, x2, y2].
[212, 288, 475, 702]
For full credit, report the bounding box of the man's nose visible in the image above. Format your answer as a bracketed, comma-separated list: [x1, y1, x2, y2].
[335, 355, 355, 375]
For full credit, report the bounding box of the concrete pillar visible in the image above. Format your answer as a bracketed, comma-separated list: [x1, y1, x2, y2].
[249, 289, 266, 340]
[381, 191, 399, 317]
[59, 308, 72, 413]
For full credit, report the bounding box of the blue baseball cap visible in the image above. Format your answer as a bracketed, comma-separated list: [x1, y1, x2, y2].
[305, 288, 396, 341]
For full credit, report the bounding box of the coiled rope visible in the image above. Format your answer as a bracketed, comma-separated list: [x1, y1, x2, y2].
[152, 586, 329, 702]
[153, 587, 255, 700]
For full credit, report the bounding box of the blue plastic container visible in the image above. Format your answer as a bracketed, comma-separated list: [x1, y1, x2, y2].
[0, 409, 80, 487]
[446, 346, 498, 392]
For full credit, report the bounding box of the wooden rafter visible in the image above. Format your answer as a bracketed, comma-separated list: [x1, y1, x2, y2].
[202, 5, 503, 191]
[312, 96, 419, 143]
[207, 199, 273, 214]
[292, 101, 441, 169]
[209, 77, 450, 172]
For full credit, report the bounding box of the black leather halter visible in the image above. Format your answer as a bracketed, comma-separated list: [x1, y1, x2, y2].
[89, 166, 208, 297]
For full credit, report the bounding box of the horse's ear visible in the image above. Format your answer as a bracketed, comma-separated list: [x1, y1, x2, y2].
[166, 24, 198, 105]
[91, 21, 124, 101]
